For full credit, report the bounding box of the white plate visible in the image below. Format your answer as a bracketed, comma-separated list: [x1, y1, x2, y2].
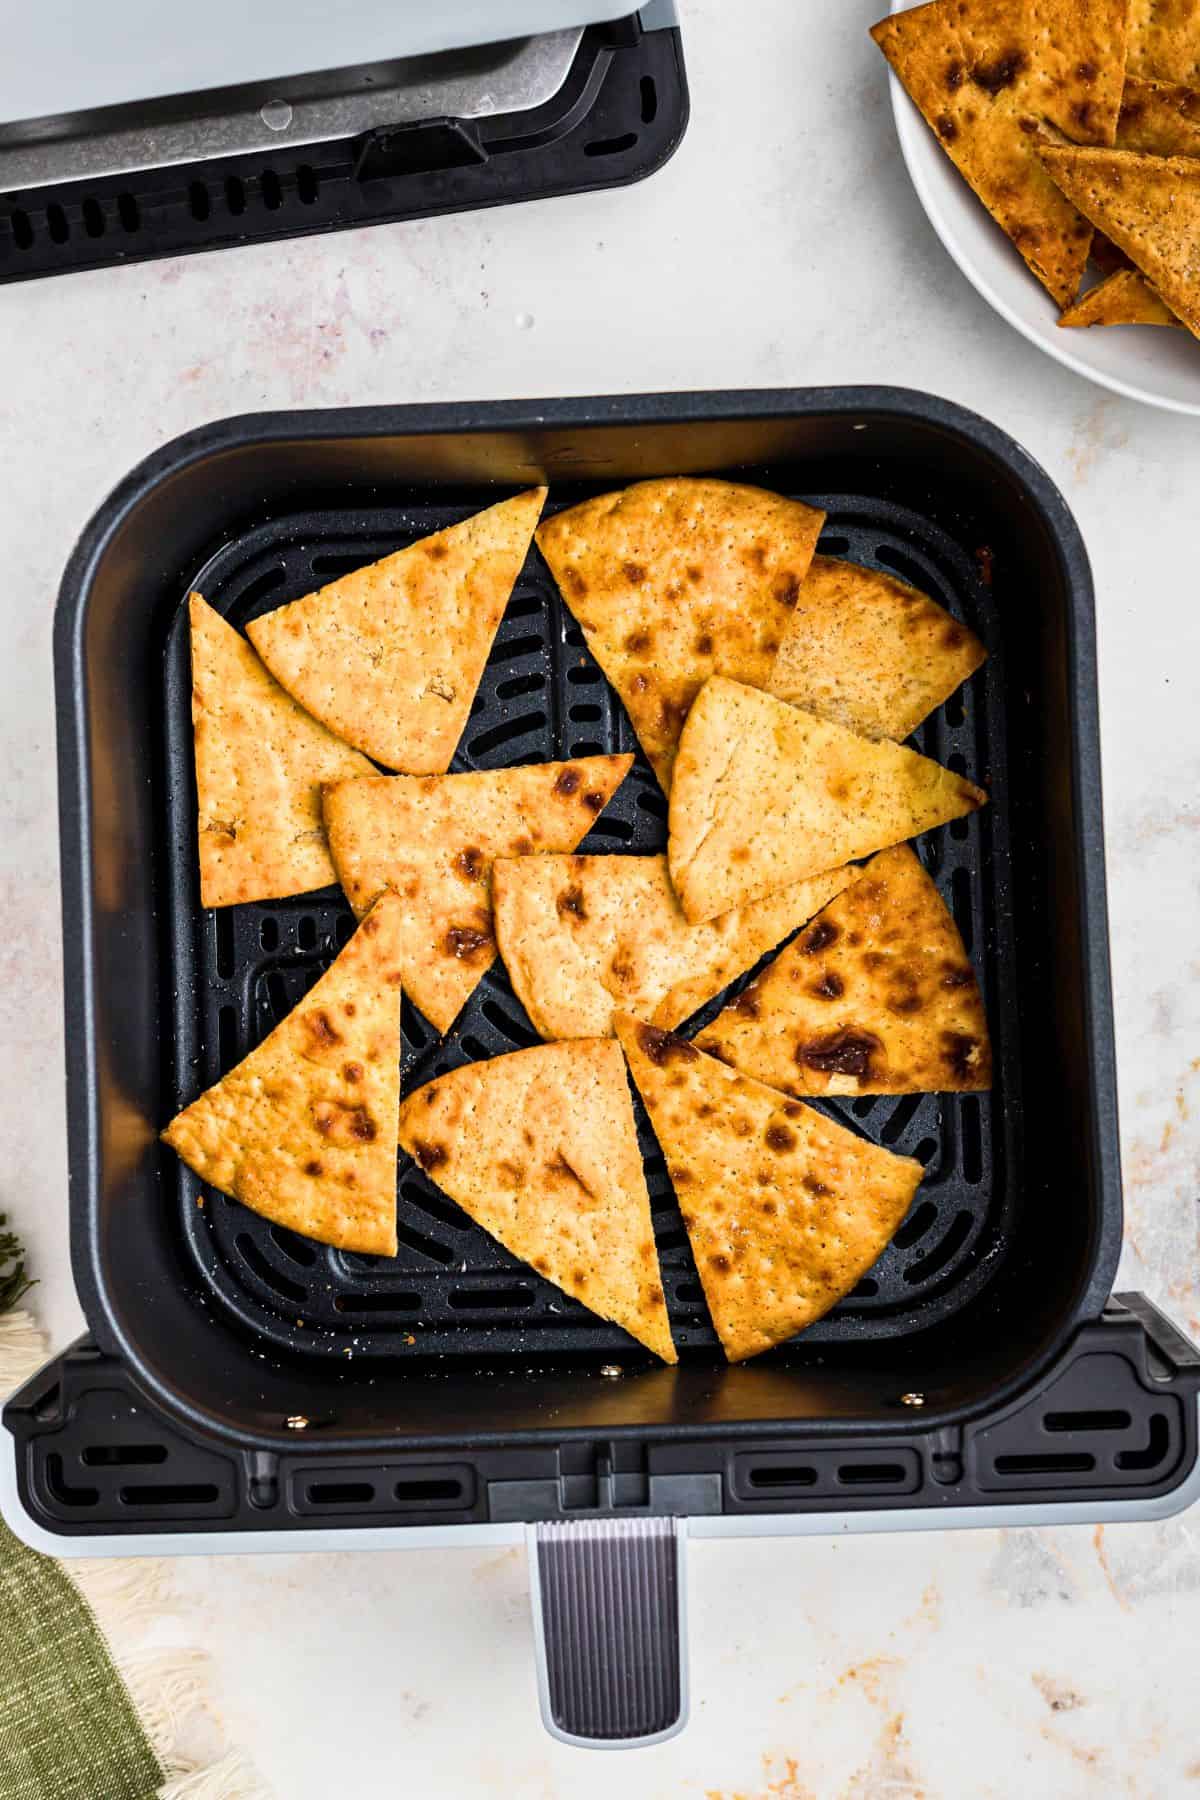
[886, 0, 1200, 415]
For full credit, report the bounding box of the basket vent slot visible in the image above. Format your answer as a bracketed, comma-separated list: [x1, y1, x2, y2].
[837, 1462, 907, 1486]
[82, 1444, 167, 1467]
[121, 1482, 220, 1506]
[584, 131, 638, 158]
[1115, 1413, 1171, 1472]
[747, 1464, 818, 1490]
[236, 1233, 307, 1303]
[993, 1452, 1095, 1476]
[1044, 1409, 1130, 1434]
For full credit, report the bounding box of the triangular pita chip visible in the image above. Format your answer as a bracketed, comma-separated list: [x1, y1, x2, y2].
[1058, 266, 1182, 327]
[188, 593, 374, 908]
[614, 1015, 922, 1361]
[398, 1041, 676, 1361]
[247, 488, 546, 772]
[696, 845, 992, 1097]
[323, 755, 632, 1033]
[870, 0, 1130, 307]
[1128, 3, 1200, 85]
[536, 479, 824, 791]
[493, 853, 853, 1040]
[668, 678, 986, 924]
[162, 895, 404, 1254]
[1117, 75, 1200, 155]
[767, 556, 986, 740]
[1063, 75, 1200, 328]
[1040, 143, 1200, 336]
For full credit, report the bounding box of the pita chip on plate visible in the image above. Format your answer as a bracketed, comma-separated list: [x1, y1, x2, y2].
[696, 845, 991, 1098]
[614, 1015, 922, 1361]
[1040, 143, 1200, 337]
[1061, 75, 1200, 326]
[398, 1040, 676, 1362]
[188, 593, 375, 908]
[492, 852, 854, 1040]
[667, 677, 986, 924]
[323, 755, 632, 1034]
[1127, 1, 1200, 85]
[766, 555, 986, 740]
[870, 0, 1130, 309]
[247, 487, 546, 773]
[1058, 266, 1183, 327]
[1117, 74, 1200, 155]
[161, 894, 404, 1255]
[536, 478, 825, 792]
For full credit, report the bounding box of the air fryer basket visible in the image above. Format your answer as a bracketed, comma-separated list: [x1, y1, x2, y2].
[21, 390, 1200, 1486]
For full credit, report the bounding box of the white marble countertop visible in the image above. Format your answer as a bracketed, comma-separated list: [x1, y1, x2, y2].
[4, 1, 1200, 1793]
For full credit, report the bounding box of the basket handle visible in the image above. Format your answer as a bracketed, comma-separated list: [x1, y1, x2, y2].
[527, 1516, 688, 1748]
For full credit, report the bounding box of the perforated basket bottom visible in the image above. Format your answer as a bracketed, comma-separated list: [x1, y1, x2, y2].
[162, 485, 1019, 1363]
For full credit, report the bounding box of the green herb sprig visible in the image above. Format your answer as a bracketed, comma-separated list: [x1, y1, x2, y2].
[0, 1213, 34, 1314]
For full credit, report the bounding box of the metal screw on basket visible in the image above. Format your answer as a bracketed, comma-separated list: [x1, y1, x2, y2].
[285, 1415, 310, 1431]
[599, 1364, 623, 1380]
[900, 1392, 926, 1409]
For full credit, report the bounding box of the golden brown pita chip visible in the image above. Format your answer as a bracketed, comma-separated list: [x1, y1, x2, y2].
[1058, 266, 1182, 326]
[162, 895, 403, 1254]
[398, 1041, 675, 1361]
[614, 1015, 922, 1361]
[697, 846, 991, 1097]
[870, 0, 1130, 307]
[1040, 143, 1200, 336]
[188, 593, 374, 909]
[536, 479, 824, 791]
[1065, 75, 1200, 326]
[247, 488, 546, 773]
[323, 755, 632, 1034]
[767, 556, 986, 740]
[1118, 74, 1200, 154]
[1128, 1, 1200, 85]
[668, 678, 986, 924]
[493, 853, 853, 1041]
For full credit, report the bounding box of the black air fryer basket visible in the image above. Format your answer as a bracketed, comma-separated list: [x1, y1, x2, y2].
[7, 389, 1199, 1747]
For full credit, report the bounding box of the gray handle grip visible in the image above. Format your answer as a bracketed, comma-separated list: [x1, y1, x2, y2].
[528, 1517, 688, 1748]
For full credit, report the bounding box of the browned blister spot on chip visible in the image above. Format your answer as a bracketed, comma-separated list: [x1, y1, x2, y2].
[444, 924, 493, 963]
[798, 1028, 881, 1081]
[306, 1009, 343, 1049]
[637, 1023, 699, 1067]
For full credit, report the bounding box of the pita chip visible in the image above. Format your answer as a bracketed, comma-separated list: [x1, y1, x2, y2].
[398, 1041, 676, 1361]
[162, 894, 404, 1255]
[536, 479, 824, 791]
[247, 488, 546, 772]
[870, 0, 1130, 307]
[1040, 143, 1200, 336]
[1058, 266, 1182, 326]
[614, 1015, 922, 1361]
[696, 846, 991, 1098]
[493, 853, 854, 1040]
[668, 678, 986, 924]
[188, 593, 375, 908]
[767, 556, 986, 740]
[1128, 1, 1200, 85]
[1061, 76, 1200, 326]
[323, 755, 632, 1034]
[1117, 74, 1200, 154]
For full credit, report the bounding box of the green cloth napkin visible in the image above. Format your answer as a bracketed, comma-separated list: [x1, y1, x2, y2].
[0, 1520, 165, 1800]
[0, 1217, 166, 1799]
